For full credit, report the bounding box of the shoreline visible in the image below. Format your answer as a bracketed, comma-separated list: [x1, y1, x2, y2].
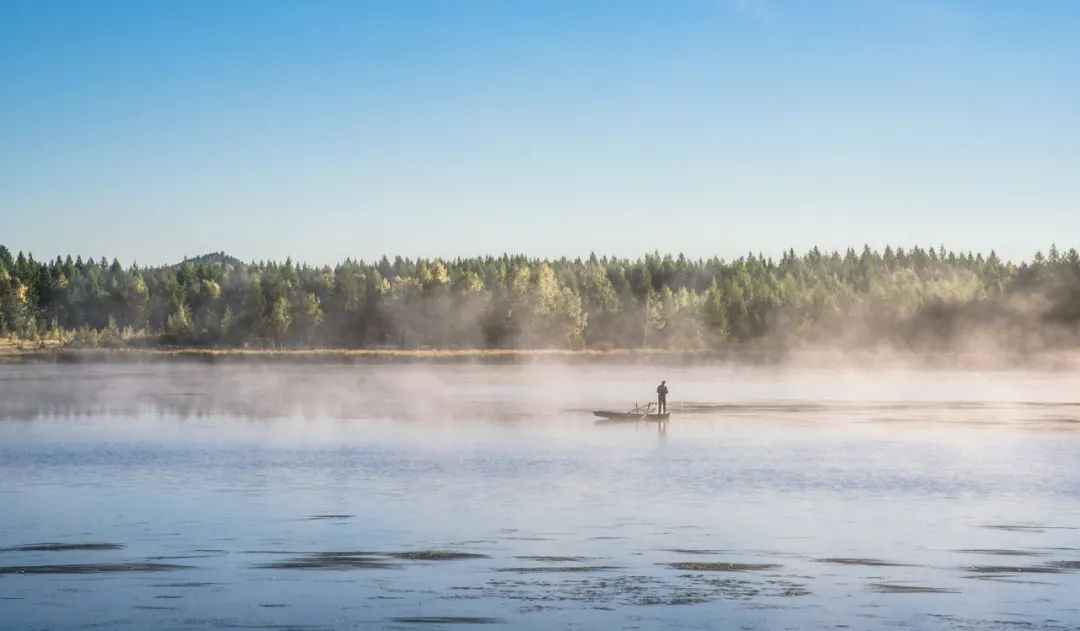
[2, 341, 1079, 370]
[0, 345, 742, 364]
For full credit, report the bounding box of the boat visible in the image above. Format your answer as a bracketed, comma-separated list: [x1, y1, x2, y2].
[593, 402, 669, 422]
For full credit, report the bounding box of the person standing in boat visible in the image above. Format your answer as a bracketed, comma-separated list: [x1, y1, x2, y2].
[656, 380, 668, 414]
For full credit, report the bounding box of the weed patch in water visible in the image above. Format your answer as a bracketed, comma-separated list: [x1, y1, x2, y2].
[390, 617, 502, 624]
[816, 558, 911, 567]
[497, 565, 619, 573]
[255, 552, 396, 570]
[384, 551, 489, 561]
[962, 565, 1065, 574]
[871, 583, 958, 594]
[984, 522, 1049, 531]
[0, 562, 189, 574]
[305, 514, 354, 520]
[1045, 560, 1080, 570]
[460, 572, 808, 607]
[0, 542, 123, 553]
[666, 562, 780, 572]
[955, 549, 1046, 556]
[513, 556, 586, 562]
[962, 575, 1054, 585]
[659, 548, 729, 555]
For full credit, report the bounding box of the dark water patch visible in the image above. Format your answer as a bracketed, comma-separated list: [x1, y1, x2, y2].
[513, 556, 586, 562]
[924, 614, 1072, 631]
[390, 617, 502, 625]
[259, 604, 288, 608]
[461, 572, 808, 607]
[0, 542, 123, 553]
[0, 562, 191, 574]
[871, 583, 958, 594]
[215, 625, 332, 630]
[132, 605, 179, 611]
[154, 595, 182, 599]
[254, 552, 396, 570]
[983, 526, 1043, 533]
[659, 548, 729, 555]
[146, 554, 220, 560]
[963, 565, 1066, 574]
[497, 565, 618, 573]
[385, 550, 489, 561]
[304, 514, 354, 520]
[956, 549, 1047, 557]
[1045, 560, 1080, 570]
[667, 562, 780, 572]
[981, 524, 1077, 533]
[962, 575, 1055, 585]
[817, 557, 911, 567]
[191, 549, 229, 554]
[150, 582, 220, 588]
[765, 579, 812, 597]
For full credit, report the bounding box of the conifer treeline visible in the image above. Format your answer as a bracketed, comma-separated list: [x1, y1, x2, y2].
[2, 244, 1079, 350]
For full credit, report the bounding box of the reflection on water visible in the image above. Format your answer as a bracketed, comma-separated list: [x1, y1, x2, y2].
[2, 362, 1080, 629]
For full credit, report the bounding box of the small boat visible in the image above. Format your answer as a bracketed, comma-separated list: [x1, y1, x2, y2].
[593, 402, 669, 422]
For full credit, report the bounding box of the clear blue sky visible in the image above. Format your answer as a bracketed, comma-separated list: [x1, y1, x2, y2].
[2, 0, 1078, 265]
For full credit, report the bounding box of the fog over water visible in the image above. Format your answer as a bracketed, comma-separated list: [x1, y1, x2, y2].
[2, 361, 1080, 630]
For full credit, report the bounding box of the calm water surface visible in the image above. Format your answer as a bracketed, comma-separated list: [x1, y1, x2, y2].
[2, 362, 1080, 630]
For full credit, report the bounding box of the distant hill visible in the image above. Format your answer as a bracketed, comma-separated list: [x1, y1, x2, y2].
[178, 252, 245, 268]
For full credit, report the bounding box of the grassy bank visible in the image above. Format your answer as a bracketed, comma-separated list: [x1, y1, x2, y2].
[3, 337, 1079, 370]
[0, 339, 737, 364]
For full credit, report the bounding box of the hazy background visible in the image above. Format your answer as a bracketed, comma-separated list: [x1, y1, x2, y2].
[3, 0, 1079, 264]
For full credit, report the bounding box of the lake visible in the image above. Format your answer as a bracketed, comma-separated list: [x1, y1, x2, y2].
[2, 361, 1079, 630]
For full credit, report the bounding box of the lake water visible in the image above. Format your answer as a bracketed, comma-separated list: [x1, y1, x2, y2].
[2, 361, 1080, 630]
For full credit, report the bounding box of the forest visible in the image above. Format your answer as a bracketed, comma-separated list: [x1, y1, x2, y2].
[2, 244, 1080, 352]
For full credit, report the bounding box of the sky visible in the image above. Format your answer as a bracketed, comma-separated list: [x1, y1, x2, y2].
[1, 0, 1078, 266]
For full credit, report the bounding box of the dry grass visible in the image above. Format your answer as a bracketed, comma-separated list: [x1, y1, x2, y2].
[0, 336, 65, 355]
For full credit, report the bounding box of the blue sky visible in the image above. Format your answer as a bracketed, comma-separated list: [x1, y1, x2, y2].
[2, 0, 1078, 265]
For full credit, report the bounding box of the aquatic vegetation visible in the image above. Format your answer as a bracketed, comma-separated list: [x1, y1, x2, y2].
[0, 562, 190, 574]
[962, 565, 1066, 574]
[384, 550, 489, 561]
[816, 557, 911, 567]
[254, 552, 397, 570]
[666, 562, 781, 572]
[497, 565, 619, 573]
[871, 583, 958, 594]
[980, 524, 1049, 533]
[956, 549, 1047, 556]
[512, 556, 587, 562]
[1046, 560, 1080, 569]
[0, 542, 123, 552]
[390, 617, 502, 624]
